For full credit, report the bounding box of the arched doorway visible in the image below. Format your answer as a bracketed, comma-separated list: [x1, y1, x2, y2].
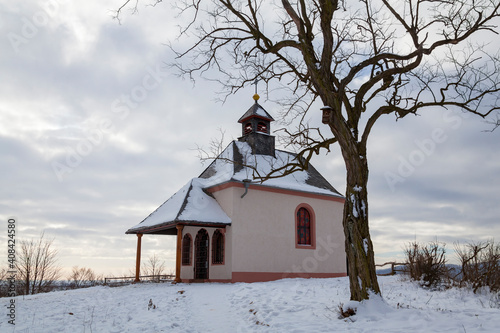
[194, 229, 209, 279]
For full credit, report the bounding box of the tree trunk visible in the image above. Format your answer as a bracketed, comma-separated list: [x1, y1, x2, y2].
[342, 148, 381, 301]
[25, 270, 30, 296]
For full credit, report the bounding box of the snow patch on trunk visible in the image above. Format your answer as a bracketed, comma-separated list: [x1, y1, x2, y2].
[351, 194, 359, 218]
[363, 238, 369, 254]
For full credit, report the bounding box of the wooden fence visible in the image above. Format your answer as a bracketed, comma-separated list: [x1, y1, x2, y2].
[104, 274, 175, 286]
[375, 262, 405, 276]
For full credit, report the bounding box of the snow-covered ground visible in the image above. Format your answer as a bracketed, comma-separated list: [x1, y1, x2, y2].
[2, 275, 499, 332]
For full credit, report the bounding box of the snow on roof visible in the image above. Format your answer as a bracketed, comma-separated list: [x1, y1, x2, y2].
[127, 141, 342, 233]
[126, 178, 231, 234]
[200, 141, 343, 197]
[237, 102, 274, 122]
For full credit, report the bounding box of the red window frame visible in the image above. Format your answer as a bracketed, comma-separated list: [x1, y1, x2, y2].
[295, 204, 316, 249]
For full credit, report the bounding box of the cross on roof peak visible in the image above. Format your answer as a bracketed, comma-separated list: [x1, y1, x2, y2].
[252, 78, 260, 94]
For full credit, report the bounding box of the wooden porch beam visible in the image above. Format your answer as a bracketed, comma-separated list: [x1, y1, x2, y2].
[134, 233, 143, 283]
[175, 224, 184, 283]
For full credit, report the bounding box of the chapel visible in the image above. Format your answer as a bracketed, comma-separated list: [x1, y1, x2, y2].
[126, 94, 347, 283]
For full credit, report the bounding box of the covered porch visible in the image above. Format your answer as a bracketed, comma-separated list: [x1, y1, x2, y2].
[125, 178, 231, 283]
[127, 221, 230, 283]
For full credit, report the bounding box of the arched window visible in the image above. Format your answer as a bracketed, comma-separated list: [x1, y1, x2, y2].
[257, 122, 267, 133]
[212, 229, 224, 264]
[182, 234, 192, 265]
[296, 205, 316, 249]
[244, 123, 252, 135]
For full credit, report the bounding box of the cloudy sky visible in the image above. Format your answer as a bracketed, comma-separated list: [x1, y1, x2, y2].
[1, 0, 499, 278]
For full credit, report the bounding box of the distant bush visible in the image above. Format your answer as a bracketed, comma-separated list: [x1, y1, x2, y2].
[455, 240, 500, 293]
[68, 266, 104, 289]
[403, 241, 449, 288]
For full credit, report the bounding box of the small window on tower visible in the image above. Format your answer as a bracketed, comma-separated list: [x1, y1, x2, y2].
[257, 122, 267, 133]
[244, 123, 252, 135]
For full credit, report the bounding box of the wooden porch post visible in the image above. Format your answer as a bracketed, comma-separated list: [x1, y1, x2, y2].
[175, 225, 184, 283]
[134, 233, 143, 283]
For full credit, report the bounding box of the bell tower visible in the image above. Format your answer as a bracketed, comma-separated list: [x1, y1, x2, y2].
[237, 94, 275, 156]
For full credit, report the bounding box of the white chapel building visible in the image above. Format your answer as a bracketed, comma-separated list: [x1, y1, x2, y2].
[126, 95, 347, 283]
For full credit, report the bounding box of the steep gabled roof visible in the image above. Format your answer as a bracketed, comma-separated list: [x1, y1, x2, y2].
[238, 102, 274, 123]
[127, 141, 343, 234]
[126, 178, 231, 234]
[199, 141, 343, 198]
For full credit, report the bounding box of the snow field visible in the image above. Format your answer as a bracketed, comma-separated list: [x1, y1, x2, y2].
[2, 276, 499, 332]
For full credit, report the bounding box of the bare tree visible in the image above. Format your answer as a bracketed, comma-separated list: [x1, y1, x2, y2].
[16, 233, 61, 295]
[0, 267, 8, 297]
[68, 266, 102, 289]
[117, 0, 500, 300]
[142, 253, 166, 280]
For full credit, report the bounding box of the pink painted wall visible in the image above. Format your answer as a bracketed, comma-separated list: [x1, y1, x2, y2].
[179, 184, 346, 282]
[211, 184, 346, 280]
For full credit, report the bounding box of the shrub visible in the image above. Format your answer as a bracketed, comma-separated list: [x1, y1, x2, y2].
[337, 303, 357, 319]
[403, 241, 449, 288]
[455, 240, 500, 293]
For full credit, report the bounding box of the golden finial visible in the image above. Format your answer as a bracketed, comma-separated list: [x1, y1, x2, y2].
[252, 78, 260, 102]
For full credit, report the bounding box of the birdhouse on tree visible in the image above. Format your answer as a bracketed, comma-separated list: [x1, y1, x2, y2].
[321, 106, 332, 124]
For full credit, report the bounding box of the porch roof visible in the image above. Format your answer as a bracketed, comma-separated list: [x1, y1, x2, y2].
[126, 178, 231, 235]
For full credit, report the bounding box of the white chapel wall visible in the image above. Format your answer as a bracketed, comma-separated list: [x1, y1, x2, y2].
[212, 185, 346, 276]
